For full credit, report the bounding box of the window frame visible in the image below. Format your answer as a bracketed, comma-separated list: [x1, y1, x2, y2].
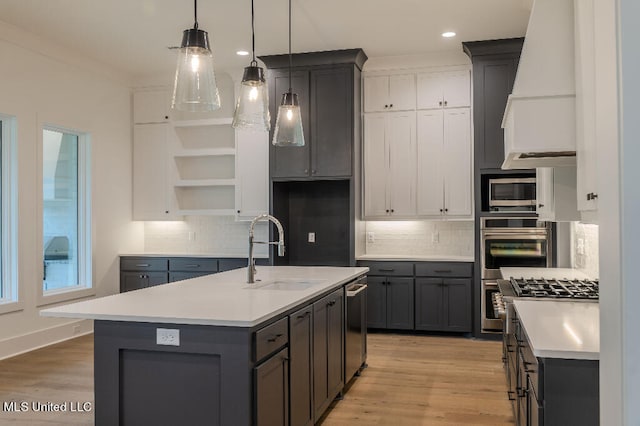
[0, 114, 21, 314]
[37, 123, 93, 306]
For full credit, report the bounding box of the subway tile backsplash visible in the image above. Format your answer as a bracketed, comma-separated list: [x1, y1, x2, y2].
[364, 220, 474, 257]
[144, 216, 268, 256]
[571, 222, 599, 279]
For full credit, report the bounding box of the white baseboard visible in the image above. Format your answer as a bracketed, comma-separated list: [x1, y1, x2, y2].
[0, 320, 93, 361]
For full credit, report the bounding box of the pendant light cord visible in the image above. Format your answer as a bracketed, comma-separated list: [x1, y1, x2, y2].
[251, 0, 257, 65]
[194, 0, 199, 29]
[288, 0, 292, 93]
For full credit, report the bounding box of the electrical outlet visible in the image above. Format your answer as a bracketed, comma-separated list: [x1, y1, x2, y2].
[188, 231, 196, 241]
[308, 232, 316, 243]
[72, 325, 81, 334]
[367, 232, 375, 243]
[432, 231, 439, 243]
[156, 328, 180, 346]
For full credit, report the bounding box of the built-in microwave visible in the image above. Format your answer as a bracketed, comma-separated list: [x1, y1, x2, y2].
[488, 177, 536, 212]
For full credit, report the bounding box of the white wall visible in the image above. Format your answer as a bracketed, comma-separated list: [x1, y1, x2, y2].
[0, 21, 143, 359]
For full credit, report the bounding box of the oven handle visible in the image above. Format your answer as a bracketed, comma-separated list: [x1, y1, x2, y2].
[481, 233, 548, 239]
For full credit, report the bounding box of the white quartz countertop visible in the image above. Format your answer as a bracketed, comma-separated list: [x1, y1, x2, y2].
[514, 299, 599, 360]
[357, 254, 474, 262]
[119, 253, 269, 258]
[500, 267, 593, 280]
[41, 266, 368, 327]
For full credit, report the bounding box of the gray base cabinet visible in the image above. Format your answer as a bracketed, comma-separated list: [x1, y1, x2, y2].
[120, 256, 269, 292]
[289, 305, 314, 426]
[313, 288, 345, 422]
[255, 348, 289, 426]
[359, 261, 472, 332]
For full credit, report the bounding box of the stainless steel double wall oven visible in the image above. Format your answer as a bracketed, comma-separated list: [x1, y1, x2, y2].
[480, 217, 552, 332]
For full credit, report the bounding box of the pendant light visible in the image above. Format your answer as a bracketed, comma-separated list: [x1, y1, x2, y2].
[271, 0, 305, 147]
[232, 0, 270, 131]
[171, 0, 221, 112]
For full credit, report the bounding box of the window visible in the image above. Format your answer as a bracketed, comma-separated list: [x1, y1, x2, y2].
[0, 114, 18, 313]
[39, 126, 92, 304]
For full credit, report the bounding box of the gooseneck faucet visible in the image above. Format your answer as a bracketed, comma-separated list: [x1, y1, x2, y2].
[248, 214, 285, 283]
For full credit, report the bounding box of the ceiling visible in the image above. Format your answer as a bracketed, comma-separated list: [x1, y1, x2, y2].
[0, 0, 532, 81]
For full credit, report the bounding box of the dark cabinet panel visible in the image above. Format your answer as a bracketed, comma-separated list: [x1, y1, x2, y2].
[444, 278, 472, 331]
[415, 278, 471, 332]
[313, 288, 344, 422]
[255, 347, 289, 426]
[462, 38, 523, 170]
[169, 271, 211, 282]
[289, 305, 314, 426]
[386, 277, 414, 330]
[311, 67, 352, 177]
[415, 278, 443, 330]
[120, 271, 168, 292]
[366, 277, 387, 328]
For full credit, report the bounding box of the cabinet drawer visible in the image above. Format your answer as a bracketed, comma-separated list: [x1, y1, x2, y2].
[169, 258, 218, 272]
[120, 257, 168, 271]
[358, 261, 413, 276]
[255, 317, 289, 362]
[415, 262, 472, 277]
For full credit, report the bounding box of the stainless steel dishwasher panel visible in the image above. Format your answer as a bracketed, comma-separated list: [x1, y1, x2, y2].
[345, 276, 367, 382]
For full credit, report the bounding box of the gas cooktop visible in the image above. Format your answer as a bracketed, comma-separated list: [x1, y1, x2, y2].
[510, 277, 599, 299]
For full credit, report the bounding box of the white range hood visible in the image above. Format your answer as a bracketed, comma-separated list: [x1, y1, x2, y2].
[501, 0, 577, 170]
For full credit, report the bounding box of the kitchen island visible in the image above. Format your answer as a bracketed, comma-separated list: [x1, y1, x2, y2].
[42, 266, 368, 426]
[508, 299, 599, 426]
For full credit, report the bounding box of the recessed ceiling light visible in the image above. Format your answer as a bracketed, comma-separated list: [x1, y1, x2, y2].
[442, 31, 456, 38]
[236, 50, 250, 56]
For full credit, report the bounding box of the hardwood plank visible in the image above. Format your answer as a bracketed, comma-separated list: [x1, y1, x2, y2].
[0, 332, 515, 425]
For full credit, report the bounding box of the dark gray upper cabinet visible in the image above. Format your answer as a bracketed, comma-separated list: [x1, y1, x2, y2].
[462, 38, 524, 170]
[261, 49, 367, 180]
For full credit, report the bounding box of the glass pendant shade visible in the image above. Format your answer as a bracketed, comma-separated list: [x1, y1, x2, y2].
[232, 64, 270, 131]
[171, 28, 221, 112]
[272, 92, 305, 146]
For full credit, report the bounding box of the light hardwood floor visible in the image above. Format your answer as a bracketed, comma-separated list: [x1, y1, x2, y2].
[0, 332, 514, 425]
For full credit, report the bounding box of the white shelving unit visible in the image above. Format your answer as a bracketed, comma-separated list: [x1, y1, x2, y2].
[170, 117, 237, 216]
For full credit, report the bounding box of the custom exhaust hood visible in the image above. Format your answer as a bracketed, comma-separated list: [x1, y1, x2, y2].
[501, 0, 577, 169]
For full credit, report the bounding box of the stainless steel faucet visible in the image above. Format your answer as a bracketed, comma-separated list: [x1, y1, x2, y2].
[248, 214, 285, 283]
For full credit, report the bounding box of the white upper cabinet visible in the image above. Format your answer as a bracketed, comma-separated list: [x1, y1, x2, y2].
[416, 70, 470, 110]
[364, 74, 416, 112]
[574, 0, 599, 222]
[536, 167, 580, 222]
[417, 108, 472, 218]
[133, 89, 171, 124]
[363, 112, 416, 218]
[132, 123, 181, 220]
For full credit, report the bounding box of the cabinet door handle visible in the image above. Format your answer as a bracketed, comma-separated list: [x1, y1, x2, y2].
[378, 268, 395, 272]
[267, 333, 284, 342]
[304, 169, 308, 174]
[384, 104, 389, 108]
[507, 391, 516, 401]
[390, 209, 395, 213]
[296, 311, 311, 319]
[444, 208, 448, 212]
[327, 300, 336, 307]
[184, 264, 200, 268]
[440, 209, 443, 213]
[135, 264, 151, 267]
[434, 270, 452, 273]
[312, 169, 317, 175]
[538, 204, 544, 208]
[385, 209, 390, 213]
[390, 104, 393, 108]
[444, 100, 448, 106]
[439, 101, 443, 106]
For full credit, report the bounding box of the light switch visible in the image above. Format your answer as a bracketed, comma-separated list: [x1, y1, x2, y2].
[308, 232, 316, 243]
[367, 232, 375, 243]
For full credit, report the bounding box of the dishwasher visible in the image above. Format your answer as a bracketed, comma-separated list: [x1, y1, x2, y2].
[345, 275, 368, 382]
